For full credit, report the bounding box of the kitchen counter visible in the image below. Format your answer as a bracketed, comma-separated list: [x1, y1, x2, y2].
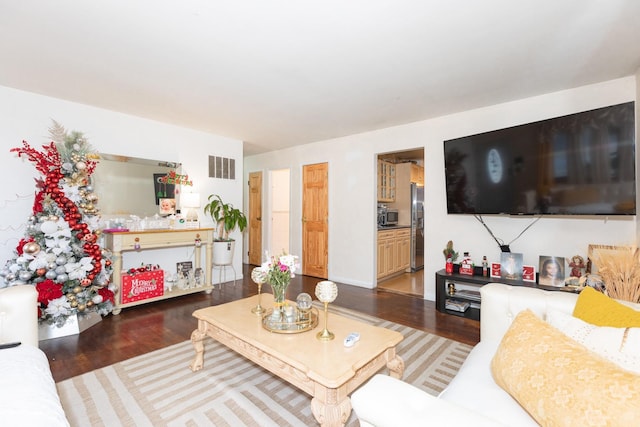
[378, 224, 411, 230]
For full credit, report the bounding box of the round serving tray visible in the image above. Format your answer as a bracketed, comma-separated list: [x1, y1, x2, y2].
[261, 306, 319, 334]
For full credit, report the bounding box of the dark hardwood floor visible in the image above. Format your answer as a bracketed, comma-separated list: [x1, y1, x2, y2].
[41, 264, 479, 382]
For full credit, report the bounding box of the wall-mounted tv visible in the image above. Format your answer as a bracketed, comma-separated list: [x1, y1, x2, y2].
[444, 102, 636, 216]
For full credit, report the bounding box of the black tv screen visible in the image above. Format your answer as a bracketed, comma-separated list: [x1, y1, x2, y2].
[444, 102, 636, 215]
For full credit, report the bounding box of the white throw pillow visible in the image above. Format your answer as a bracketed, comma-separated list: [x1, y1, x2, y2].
[547, 309, 640, 374]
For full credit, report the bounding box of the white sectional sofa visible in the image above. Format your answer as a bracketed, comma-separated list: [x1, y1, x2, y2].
[352, 283, 640, 426]
[0, 285, 69, 426]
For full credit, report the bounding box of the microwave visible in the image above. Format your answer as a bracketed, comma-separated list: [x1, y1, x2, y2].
[379, 209, 399, 226]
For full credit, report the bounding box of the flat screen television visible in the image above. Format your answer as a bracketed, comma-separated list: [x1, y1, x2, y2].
[444, 102, 636, 216]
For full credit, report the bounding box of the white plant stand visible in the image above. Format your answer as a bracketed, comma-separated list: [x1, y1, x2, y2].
[212, 262, 236, 288]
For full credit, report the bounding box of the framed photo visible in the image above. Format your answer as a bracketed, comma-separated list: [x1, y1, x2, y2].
[490, 262, 501, 278]
[194, 267, 203, 285]
[500, 252, 523, 280]
[522, 265, 536, 282]
[154, 173, 176, 205]
[176, 261, 193, 279]
[159, 198, 176, 215]
[538, 256, 565, 287]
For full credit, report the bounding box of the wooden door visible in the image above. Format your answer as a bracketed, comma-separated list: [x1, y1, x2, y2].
[248, 171, 263, 265]
[302, 163, 328, 278]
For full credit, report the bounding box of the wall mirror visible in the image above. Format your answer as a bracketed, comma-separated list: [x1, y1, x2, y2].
[91, 153, 182, 218]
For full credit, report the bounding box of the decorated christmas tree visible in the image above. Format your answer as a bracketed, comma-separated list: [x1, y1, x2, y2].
[0, 122, 115, 326]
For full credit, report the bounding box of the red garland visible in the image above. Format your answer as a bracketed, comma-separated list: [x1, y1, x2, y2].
[12, 140, 104, 278]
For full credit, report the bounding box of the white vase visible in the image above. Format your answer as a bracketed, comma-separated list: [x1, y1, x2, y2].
[212, 240, 235, 265]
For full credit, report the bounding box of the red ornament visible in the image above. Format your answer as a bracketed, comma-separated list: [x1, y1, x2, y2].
[81, 278, 91, 286]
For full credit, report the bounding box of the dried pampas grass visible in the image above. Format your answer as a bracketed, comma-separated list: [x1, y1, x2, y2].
[591, 245, 640, 303]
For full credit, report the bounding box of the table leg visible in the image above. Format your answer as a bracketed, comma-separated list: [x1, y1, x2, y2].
[310, 395, 352, 427]
[111, 249, 122, 315]
[205, 241, 213, 287]
[189, 322, 207, 372]
[387, 354, 405, 379]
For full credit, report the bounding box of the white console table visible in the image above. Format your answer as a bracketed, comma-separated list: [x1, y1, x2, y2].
[104, 228, 214, 314]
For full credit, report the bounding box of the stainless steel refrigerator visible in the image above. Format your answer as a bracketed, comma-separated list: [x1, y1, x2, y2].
[410, 183, 424, 271]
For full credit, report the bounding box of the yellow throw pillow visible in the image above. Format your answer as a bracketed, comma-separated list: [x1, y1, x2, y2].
[573, 286, 640, 327]
[491, 309, 640, 427]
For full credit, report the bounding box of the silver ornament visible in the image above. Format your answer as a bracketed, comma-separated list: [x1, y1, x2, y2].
[56, 256, 67, 265]
[55, 273, 68, 283]
[55, 266, 66, 275]
[45, 270, 57, 280]
[18, 271, 33, 281]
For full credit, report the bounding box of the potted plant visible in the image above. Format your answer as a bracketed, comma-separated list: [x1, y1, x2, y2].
[204, 194, 248, 265]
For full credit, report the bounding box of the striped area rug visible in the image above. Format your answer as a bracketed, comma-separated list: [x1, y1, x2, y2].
[57, 305, 472, 426]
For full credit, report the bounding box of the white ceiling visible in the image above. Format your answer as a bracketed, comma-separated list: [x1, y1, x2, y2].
[1, 1, 639, 156]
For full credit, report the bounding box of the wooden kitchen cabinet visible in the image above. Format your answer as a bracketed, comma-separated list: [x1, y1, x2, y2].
[396, 228, 411, 271]
[377, 227, 411, 280]
[377, 229, 396, 278]
[410, 164, 424, 186]
[377, 160, 396, 202]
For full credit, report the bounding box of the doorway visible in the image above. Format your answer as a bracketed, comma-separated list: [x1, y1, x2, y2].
[376, 148, 425, 297]
[270, 169, 290, 256]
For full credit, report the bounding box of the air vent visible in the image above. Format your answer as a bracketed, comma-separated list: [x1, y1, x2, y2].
[208, 156, 235, 180]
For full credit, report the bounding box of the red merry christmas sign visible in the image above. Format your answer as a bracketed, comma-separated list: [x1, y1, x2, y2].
[121, 270, 164, 304]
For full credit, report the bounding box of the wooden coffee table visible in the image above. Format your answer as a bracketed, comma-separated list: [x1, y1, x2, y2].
[189, 294, 404, 426]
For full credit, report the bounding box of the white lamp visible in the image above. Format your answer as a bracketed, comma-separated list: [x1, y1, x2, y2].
[181, 192, 200, 228]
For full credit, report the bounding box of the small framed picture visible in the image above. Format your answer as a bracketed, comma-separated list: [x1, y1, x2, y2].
[194, 267, 203, 285]
[522, 265, 536, 282]
[176, 261, 193, 279]
[500, 252, 523, 280]
[490, 262, 501, 278]
[159, 198, 176, 215]
[538, 256, 565, 287]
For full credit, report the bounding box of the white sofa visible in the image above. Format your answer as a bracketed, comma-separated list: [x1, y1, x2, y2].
[0, 285, 69, 426]
[351, 283, 640, 426]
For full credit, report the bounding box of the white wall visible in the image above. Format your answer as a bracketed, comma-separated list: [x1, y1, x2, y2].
[244, 77, 638, 300]
[0, 85, 245, 283]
